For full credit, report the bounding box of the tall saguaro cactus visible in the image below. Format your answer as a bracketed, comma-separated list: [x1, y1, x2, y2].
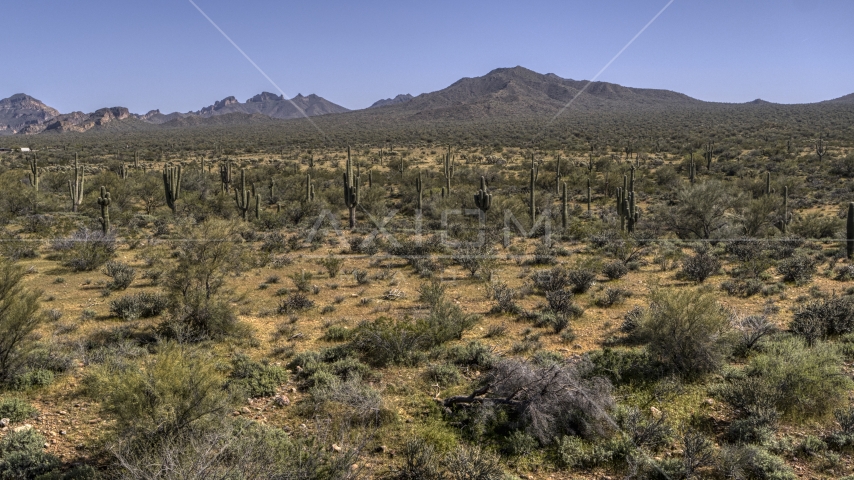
[529, 165, 536, 225]
[234, 168, 254, 221]
[474, 176, 492, 214]
[344, 146, 360, 229]
[219, 162, 233, 193]
[415, 170, 424, 210]
[120, 164, 129, 179]
[765, 172, 772, 196]
[28, 155, 41, 190]
[561, 182, 568, 229]
[848, 202, 854, 259]
[163, 164, 182, 215]
[555, 155, 562, 195]
[305, 173, 315, 202]
[816, 135, 827, 161]
[443, 146, 454, 197]
[97, 186, 111, 233]
[704, 141, 714, 170]
[69, 154, 85, 213]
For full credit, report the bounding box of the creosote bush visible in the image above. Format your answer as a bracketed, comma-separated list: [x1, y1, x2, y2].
[679, 251, 721, 283]
[632, 288, 731, 378]
[109, 292, 168, 321]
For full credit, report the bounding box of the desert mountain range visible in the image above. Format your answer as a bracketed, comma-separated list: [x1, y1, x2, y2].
[2, 66, 852, 135]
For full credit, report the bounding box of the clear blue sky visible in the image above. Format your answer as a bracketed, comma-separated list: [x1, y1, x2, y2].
[2, 0, 852, 114]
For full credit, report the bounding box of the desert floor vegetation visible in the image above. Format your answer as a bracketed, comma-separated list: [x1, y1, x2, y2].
[2, 132, 854, 479]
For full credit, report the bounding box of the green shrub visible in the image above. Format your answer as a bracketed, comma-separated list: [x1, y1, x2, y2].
[567, 268, 597, 293]
[318, 254, 343, 278]
[556, 436, 615, 469]
[11, 368, 54, 390]
[0, 429, 60, 479]
[322, 324, 353, 342]
[90, 342, 236, 435]
[679, 252, 721, 283]
[0, 397, 37, 422]
[791, 296, 854, 345]
[53, 228, 116, 272]
[0, 258, 44, 383]
[228, 353, 288, 398]
[351, 317, 425, 366]
[444, 444, 503, 480]
[444, 341, 496, 369]
[602, 260, 628, 280]
[777, 254, 817, 285]
[277, 293, 314, 313]
[632, 288, 732, 378]
[426, 363, 462, 387]
[109, 292, 168, 321]
[720, 337, 851, 420]
[103, 260, 136, 291]
[530, 266, 570, 293]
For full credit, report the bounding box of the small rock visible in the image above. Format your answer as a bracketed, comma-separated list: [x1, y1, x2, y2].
[44, 442, 50, 448]
[88, 419, 99, 424]
[650, 407, 662, 418]
[350, 463, 359, 471]
[289, 387, 297, 394]
[332, 443, 342, 452]
[0, 418, 9, 428]
[13, 424, 33, 433]
[299, 423, 307, 429]
[241, 407, 251, 414]
[60, 430, 67, 435]
[58, 410, 68, 415]
[273, 395, 290, 407]
[374, 445, 388, 453]
[703, 398, 715, 406]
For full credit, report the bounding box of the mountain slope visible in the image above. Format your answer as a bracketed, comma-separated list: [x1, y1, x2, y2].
[360, 66, 704, 120]
[370, 94, 414, 108]
[0, 94, 60, 135]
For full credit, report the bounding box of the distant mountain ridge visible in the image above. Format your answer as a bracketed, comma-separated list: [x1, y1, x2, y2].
[370, 94, 414, 108]
[193, 92, 349, 119]
[2, 66, 853, 135]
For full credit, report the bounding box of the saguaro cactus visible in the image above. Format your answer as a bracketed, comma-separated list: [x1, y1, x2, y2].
[219, 162, 233, 193]
[704, 141, 714, 170]
[69, 154, 85, 213]
[97, 186, 111, 233]
[561, 182, 568, 228]
[529, 165, 536, 224]
[163, 164, 182, 215]
[305, 173, 315, 202]
[134, 150, 139, 168]
[765, 172, 772, 196]
[816, 135, 827, 162]
[415, 170, 424, 210]
[474, 176, 492, 214]
[120, 164, 129, 180]
[234, 169, 254, 221]
[688, 153, 696, 184]
[28, 155, 41, 190]
[344, 146, 360, 229]
[443, 146, 454, 197]
[848, 202, 854, 259]
[555, 155, 562, 195]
